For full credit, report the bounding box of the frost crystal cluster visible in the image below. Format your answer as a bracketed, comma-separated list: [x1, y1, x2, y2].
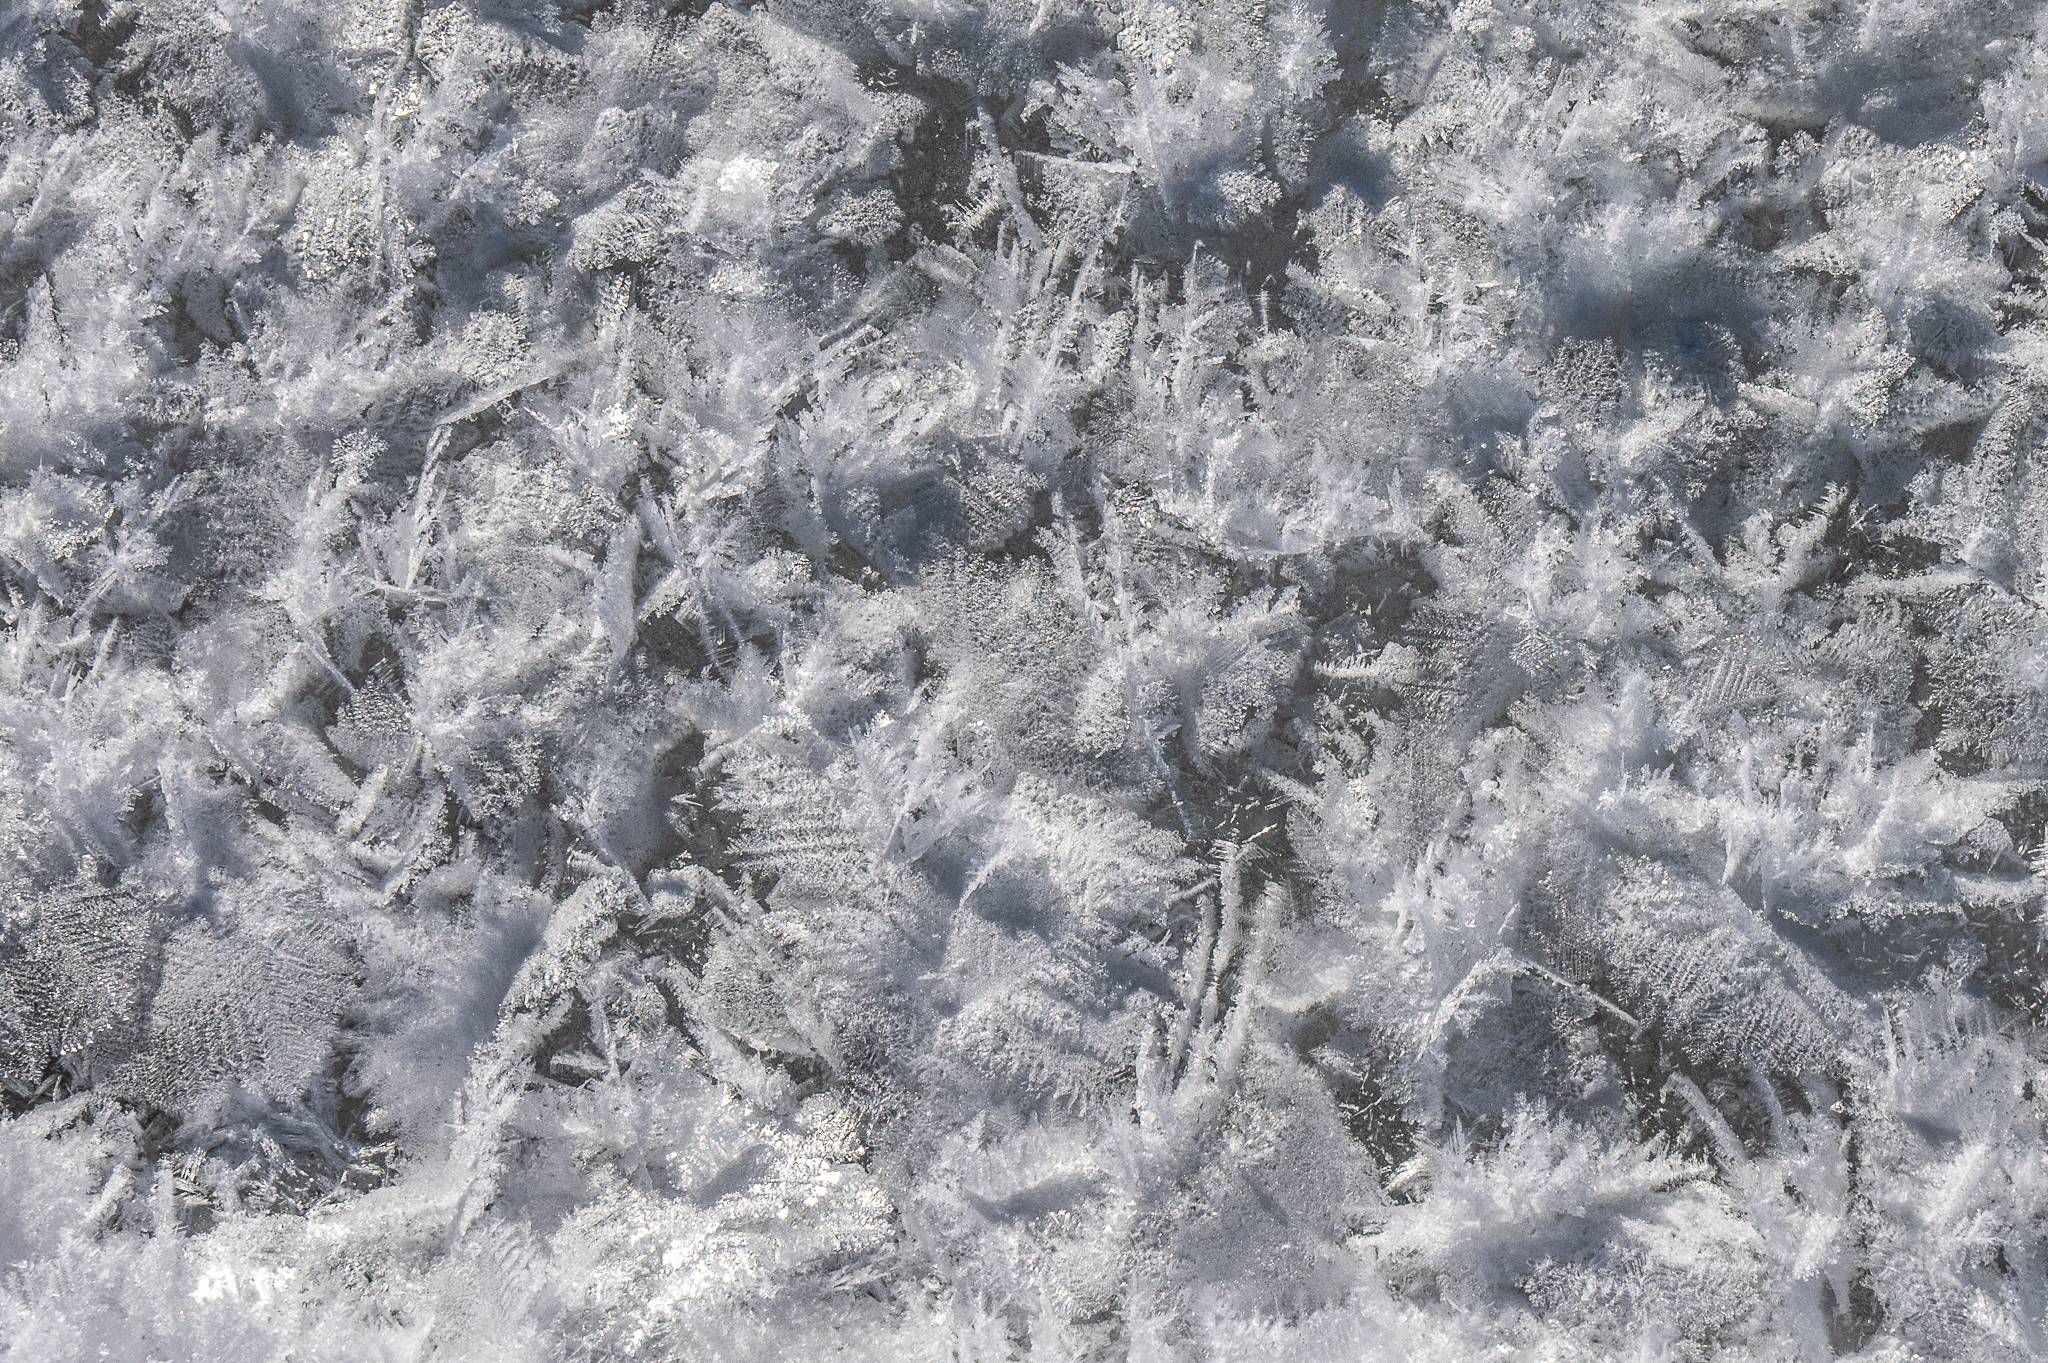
[3, 1, 2048, 1359]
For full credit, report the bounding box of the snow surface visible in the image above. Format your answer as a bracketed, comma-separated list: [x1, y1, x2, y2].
[1, 1, 2046, 1360]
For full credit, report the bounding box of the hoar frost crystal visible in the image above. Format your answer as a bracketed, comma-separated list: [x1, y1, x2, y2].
[1, 1, 2046, 1360]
